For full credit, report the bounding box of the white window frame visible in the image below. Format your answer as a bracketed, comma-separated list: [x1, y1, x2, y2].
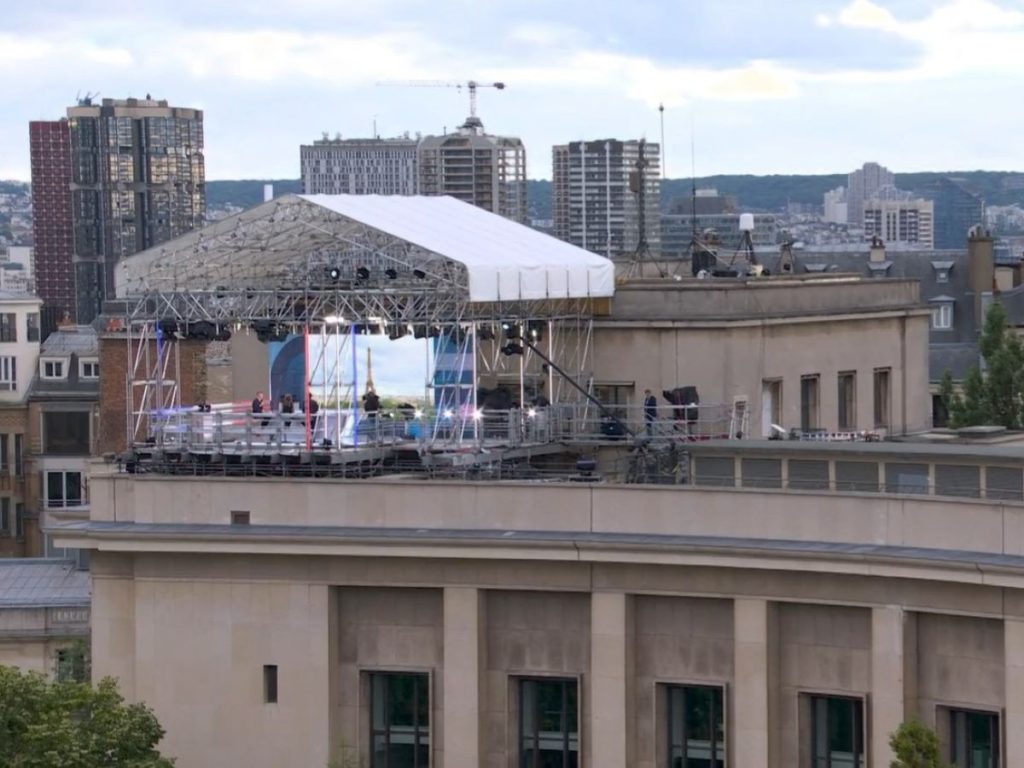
[44, 469, 86, 509]
[79, 359, 99, 379]
[0, 356, 15, 391]
[42, 358, 67, 380]
[931, 303, 954, 330]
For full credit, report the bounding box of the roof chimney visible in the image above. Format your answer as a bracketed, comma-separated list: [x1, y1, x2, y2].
[869, 235, 886, 263]
[967, 226, 995, 325]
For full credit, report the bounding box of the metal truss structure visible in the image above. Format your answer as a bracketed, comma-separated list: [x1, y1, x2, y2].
[119, 195, 601, 454]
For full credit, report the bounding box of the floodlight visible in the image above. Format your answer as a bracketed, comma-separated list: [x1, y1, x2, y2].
[384, 268, 398, 279]
[413, 268, 427, 279]
[356, 266, 370, 280]
[328, 267, 341, 281]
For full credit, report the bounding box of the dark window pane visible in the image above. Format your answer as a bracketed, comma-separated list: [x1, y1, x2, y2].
[520, 678, 578, 768]
[666, 685, 725, 768]
[369, 672, 429, 768]
[43, 412, 91, 454]
[810, 696, 863, 768]
[949, 709, 998, 768]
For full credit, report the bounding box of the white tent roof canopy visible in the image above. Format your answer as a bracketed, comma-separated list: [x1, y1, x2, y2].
[115, 194, 615, 303]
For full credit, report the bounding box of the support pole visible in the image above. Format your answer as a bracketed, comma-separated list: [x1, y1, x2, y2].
[304, 324, 311, 450]
[523, 339, 635, 438]
[351, 323, 359, 449]
[470, 323, 479, 443]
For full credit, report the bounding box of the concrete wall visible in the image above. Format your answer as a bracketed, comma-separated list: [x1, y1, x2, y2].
[610, 278, 922, 321]
[0, 638, 56, 673]
[914, 613, 1004, 724]
[777, 604, 871, 766]
[86, 546, 1024, 768]
[109, 564, 331, 767]
[632, 596, 733, 768]
[334, 587, 443, 765]
[591, 311, 931, 435]
[483, 590, 590, 768]
[85, 467, 1024, 562]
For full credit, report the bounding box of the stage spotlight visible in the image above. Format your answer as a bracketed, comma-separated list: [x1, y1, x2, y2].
[501, 342, 524, 356]
[327, 266, 341, 282]
[527, 320, 545, 342]
[384, 268, 398, 280]
[477, 324, 495, 341]
[427, 325, 442, 338]
[502, 322, 521, 340]
[187, 321, 216, 341]
[413, 325, 428, 339]
[252, 320, 272, 343]
[356, 266, 370, 280]
[387, 324, 406, 340]
[413, 268, 427, 280]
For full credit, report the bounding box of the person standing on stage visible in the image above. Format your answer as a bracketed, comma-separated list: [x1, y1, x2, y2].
[644, 389, 658, 436]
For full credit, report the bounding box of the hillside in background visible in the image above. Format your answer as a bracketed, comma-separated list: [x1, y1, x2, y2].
[206, 179, 303, 209]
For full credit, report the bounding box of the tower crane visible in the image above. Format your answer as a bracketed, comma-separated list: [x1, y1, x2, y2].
[375, 80, 506, 119]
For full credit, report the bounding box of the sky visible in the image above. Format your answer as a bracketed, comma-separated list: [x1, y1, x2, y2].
[2, 0, 1024, 181]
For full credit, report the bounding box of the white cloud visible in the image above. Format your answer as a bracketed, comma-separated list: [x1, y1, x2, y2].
[823, 0, 1024, 78]
[485, 52, 802, 108]
[163, 29, 443, 84]
[837, 0, 901, 31]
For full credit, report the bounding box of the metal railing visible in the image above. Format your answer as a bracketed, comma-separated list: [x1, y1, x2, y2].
[138, 401, 746, 454]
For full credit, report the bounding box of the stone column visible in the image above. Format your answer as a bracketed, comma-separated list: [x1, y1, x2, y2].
[443, 587, 480, 768]
[734, 598, 770, 768]
[1005, 619, 1024, 767]
[871, 606, 905, 767]
[590, 591, 628, 768]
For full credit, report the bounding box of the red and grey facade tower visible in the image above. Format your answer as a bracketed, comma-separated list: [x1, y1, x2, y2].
[29, 120, 75, 329]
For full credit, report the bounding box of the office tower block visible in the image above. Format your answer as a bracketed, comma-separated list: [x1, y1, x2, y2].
[417, 118, 527, 224]
[928, 178, 984, 249]
[29, 120, 75, 325]
[65, 97, 204, 322]
[300, 136, 419, 195]
[552, 139, 661, 258]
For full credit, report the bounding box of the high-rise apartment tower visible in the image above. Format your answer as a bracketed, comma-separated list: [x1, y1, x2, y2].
[552, 139, 661, 258]
[65, 97, 204, 322]
[846, 162, 895, 225]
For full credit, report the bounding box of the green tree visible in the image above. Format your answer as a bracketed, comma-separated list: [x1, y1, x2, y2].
[889, 719, 946, 768]
[947, 302, 1024, 428]
[0, 665, 174, 767]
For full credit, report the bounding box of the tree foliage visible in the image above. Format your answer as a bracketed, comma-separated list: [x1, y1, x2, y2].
[0, 665, 174, 767]
[889, 719, 946, 768]
[945, 302, 1024, 429]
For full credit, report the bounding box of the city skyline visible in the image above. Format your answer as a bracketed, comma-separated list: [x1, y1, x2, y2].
[3, 0, 1024, 182]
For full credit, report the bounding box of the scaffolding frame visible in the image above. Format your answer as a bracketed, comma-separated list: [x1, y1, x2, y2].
[119, 196, 601, 454]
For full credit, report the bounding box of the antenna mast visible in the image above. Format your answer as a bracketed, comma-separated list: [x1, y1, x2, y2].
[626, 139, 666, 279]
[659, 103, 666, 179]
